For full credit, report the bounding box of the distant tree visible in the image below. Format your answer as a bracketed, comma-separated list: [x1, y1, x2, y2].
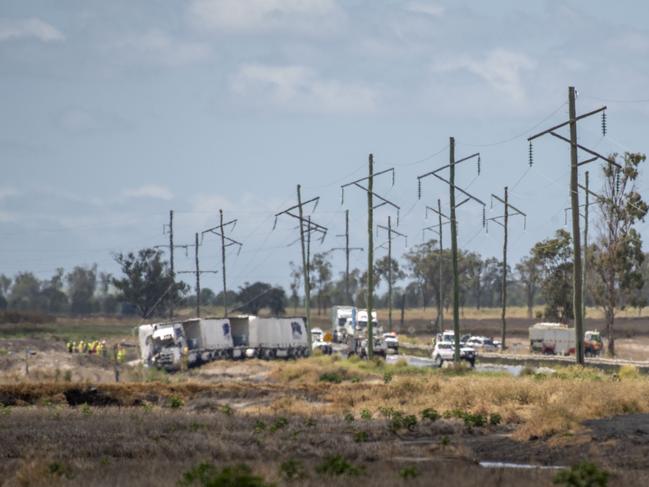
[199, 287, 217, 307]
[310, 252, 332, 315]
[98, 272, 118, 314]
[112, 248, 186, 318]
[590, 152, 648, 356]
[237, 282, 272, 315]
[289, 261, 301, 313]
[266, 287, 287, 315]
[9, 272, 43, 311]
[516, 256, 541, 319]
[0, 274, 11, 297]
[67, 265, 97, 315]
[532, 229, 573, 323]
[405, 241, 452, 312]
[41, 268, 68, 313]
[214, 290, 239, 311]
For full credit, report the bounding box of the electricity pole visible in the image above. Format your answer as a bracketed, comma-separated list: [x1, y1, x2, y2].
[176, 233, 218, 318]
[423, 199, 450, 333]
[487, 188, 526, 351]
[201, 210, 243, 317]
[583, 171, 589, 320]
[274, 187, 327, 349]
[331, 210, 363, 305]
[418, 138, 485, 362]
[528, 86, 615, 365]
[341, 155, 399, 358]
[377, 216, 407, 332]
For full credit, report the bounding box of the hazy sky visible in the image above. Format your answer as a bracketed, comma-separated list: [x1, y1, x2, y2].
[2, 0, 649, 294]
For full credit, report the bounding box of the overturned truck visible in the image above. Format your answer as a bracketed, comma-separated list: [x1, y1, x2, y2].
[138, 315, 309, 370]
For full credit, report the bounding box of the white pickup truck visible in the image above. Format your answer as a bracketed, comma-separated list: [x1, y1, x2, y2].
[432, 341, 476, 367]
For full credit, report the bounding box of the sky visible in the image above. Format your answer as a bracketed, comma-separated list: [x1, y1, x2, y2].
[2, 0, 649, 295]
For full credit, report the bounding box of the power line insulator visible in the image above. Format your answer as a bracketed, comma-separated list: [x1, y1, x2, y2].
[482, 207, 486, 227]
[477, 155, 481, 175]
[616, 168, 621, 193]
[528, 141, 534, 167]
[602, 111, 607, 136]
[418, 179, 421, 200]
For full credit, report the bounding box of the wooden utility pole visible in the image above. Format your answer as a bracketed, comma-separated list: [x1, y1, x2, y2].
[437, 199, 444, 331]
[367, 154, 374, 357]
[297, 185, 311, 344]
[568, 86, 585, 365]
[332, 210, 363, 305]
[488, 188, 526, 351]
[202, 211, 242, 317]
[583, 171, 589, 320]
[274, 187, 327, 351]
[176, 236, 217, 318]
[194, 232, 201, 317]
[169, 210, 174, 318]
[377, 216, 407, 332]
[528, 85, 616, 365]
[417, 138, 485, 363]
[341, 157, 398, 358]
[449, 138, 461, 362]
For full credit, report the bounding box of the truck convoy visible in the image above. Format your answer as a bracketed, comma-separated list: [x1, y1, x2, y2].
[529, 323, 603, 356]
[139, 315, 309, 370]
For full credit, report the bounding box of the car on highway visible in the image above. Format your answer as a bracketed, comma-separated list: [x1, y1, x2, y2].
[466, 336, 498, 352]
[432, 341, 476, 367]
[311, 327, 332, 355]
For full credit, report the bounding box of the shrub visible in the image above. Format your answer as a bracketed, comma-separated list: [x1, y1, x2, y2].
[553, 461, 609, 487]
[48, 462, 74, 479]
[63, 370, 72, 382]
[389, 411, 418, 432]
[319, 372, 343, 384]
[80, 403, 92, 416]
[360, 409, 372, 420]
[270, 417, 288, 432]
[219, 404, 233, 416]
[383, 371, 393, 384]
[254, 420, 266, 433]
[179, 463, 272, 487]
[399, 466, 419, 479]
[618, 365, 640, 380]
[168, 395, 183, 409]
[344, 412, 355, 423]
[353, 430, 368, 443]
[421, 408, 440, 422]
[489, 413, 502, 426]
[316, 455, 364, 477]
[279, 459, 306, 480]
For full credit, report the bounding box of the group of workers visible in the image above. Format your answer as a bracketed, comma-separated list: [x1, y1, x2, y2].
[66, 340, 125, 363]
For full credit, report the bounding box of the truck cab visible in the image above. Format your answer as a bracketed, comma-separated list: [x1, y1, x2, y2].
[150, 323, 186, 370]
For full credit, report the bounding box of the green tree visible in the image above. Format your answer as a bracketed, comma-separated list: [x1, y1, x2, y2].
[41, 268, 68, 313]
[112, 248, 186, 318]
[532, 229, 573, 323]
[9, 272, 43, 311]
[67, 265, 97, 315]
[0, 274, 11, 297]
[590, 152, 648, 356]
[516, 256, 541, 319]
[310, 252, 332, 315]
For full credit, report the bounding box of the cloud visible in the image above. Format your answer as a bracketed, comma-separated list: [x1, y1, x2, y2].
[123, 185, 174, 201]
[112, 30, 211, 67]
[0, 18, 64, 43]
[433, 49, 536, 102]
[405, 1, 444, 17]
[231, 64, 378, 113]
[0, 188, 19, 200]
[187, 0, 344, 34]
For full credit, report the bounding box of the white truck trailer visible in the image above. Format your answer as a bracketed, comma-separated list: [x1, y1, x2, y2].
[182, 318, 234, 364]
[245, 316, 309, 359]
[330, 306, 381, 342]
[529, 323, 575, 355]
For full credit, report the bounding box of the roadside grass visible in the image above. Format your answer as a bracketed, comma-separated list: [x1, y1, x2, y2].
[0, 320, 135, 340]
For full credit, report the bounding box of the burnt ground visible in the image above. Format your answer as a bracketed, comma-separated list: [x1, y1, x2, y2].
[1, 404, 649, 486]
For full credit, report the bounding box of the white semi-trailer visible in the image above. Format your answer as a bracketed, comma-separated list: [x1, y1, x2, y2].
[529, 323, 575, 355]
[183, 318, 234, 363]
[245, 316, 309, 359]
